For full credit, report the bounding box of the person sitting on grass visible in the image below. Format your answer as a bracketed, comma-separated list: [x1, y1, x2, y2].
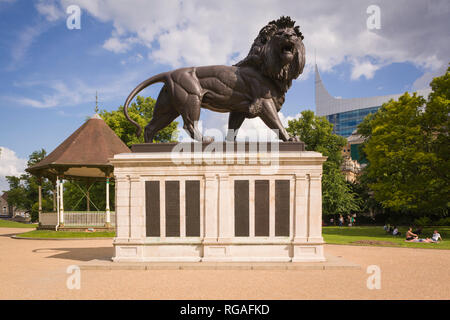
[406, 227, 418, 241]
[431, 230, 443, 243]
[392, 226, 401, 236]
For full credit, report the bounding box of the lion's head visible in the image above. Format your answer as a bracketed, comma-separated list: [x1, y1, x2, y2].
[236, 16, 305, 92]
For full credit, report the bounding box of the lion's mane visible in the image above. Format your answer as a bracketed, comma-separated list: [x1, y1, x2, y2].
[235, 16, 305, 93]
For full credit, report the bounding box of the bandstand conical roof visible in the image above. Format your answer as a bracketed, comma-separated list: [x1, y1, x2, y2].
[27, 114, 130, 180]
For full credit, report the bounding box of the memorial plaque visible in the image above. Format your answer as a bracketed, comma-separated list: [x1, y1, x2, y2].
[165, 181, 180, 237]
[255, 180, 270, 236]
[145, 181, 160, 237]
[234, 180, 249, 237]
[185, 180, 200, 237]
[275, 180, 290, 236]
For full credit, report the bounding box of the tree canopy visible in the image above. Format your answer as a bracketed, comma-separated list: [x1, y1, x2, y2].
[358, 66, 450, 217]
[99, 95, 179, 146]
[287, 110, 360, 216]
[6, 149, 53, 221]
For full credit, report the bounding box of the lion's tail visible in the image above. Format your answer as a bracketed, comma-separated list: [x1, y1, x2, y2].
[123, 73, 168, 137]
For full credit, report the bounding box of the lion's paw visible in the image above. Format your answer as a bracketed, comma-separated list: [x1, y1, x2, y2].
[288, 136, 300, 142]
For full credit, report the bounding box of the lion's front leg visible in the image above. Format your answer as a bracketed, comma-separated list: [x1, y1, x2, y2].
[257, 99, 299, 142]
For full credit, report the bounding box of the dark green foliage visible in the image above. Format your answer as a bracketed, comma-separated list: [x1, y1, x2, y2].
[62, 180, 115, 212]
[6, 149, 53, 222]
[358, 66, 450, 217]
[287, 110, 360, 215]
[100, 95, 178, 146]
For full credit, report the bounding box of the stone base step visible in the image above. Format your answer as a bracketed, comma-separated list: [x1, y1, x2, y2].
[80, 254, 360, 270]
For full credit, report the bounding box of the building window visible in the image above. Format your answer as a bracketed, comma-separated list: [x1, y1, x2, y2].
[326, 106, 381, 137]
[2, 207, 6, 214]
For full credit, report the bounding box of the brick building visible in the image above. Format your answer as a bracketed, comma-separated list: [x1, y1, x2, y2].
[0, 193, 13, 218]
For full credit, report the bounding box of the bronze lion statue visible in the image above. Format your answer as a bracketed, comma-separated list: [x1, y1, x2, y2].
[123, 16, 305, 143]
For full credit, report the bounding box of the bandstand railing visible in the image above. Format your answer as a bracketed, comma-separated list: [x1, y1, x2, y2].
[39, 211, 116, 227]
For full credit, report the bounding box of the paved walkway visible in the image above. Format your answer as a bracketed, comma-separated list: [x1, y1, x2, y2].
[0, 228, 448, 299]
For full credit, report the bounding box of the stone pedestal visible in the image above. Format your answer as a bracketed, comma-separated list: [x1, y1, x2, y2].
[111, 142, 327, 263]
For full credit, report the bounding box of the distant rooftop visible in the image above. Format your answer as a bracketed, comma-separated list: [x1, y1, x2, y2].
[27, 114, 130, 179]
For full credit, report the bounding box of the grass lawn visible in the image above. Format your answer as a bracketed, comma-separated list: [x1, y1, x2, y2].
[7, 220, 448, 247]
[323, 225, 450, 250]
[0, 219, 37, 228]
[17, 230, 115, 239]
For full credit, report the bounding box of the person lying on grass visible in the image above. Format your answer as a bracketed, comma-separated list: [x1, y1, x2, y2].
[405, 237, 434, 243]
[431, 230, 443, 243]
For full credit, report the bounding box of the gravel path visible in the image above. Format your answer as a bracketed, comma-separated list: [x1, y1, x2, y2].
[0, 228, 448, 299]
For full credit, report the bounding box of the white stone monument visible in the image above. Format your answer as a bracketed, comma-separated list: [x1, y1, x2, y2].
[111, 142, 326, 263]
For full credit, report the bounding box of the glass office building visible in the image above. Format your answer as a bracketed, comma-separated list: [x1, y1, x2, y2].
[326, 106, 380, 137]
[315, 64, 430, 138]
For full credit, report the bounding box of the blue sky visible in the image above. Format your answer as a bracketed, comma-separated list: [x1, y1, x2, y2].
[0, 0, 449, 190]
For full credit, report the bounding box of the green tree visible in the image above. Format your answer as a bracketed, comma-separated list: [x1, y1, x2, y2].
[27, 149, 47, 167]
[62, 180, 115, 212]
[287, 110, 360, 216]
[6, 149, 53, 221]
[358, 66, 450, 217]
[100, 95, 179, 146]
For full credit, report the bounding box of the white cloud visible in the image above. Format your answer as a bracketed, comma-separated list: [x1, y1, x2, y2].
[233, 112, 302, 141]
[9, 24, 47, 69]
[13, 0, 446, 111]
[35, 0, 63, 22]
[177, 110, 303, 142]
[103, 37, 128, 53]
[351, 60, 381, 80]
[55, 0, 448, 81]
[8, 1, 64, 69]
[103, 37, 140, 54]
[8, 71, 144, 108]
[0, 147, 27, 192]
[412, 64, 448, 90]
[120, 53, 143, 65]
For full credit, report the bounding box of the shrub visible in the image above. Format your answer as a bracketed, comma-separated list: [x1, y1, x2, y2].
[413, 216, 432, 226]
[30, 199, 53, 222]
[436, 217, 450, 226]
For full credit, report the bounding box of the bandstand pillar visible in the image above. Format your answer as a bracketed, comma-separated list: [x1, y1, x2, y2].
[59, 178, 64, 225]
[105, 177, 111, 227]
[38, 177, 42, 215]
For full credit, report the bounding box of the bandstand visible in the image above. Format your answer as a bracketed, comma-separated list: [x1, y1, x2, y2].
[26, 113, 130, 231]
